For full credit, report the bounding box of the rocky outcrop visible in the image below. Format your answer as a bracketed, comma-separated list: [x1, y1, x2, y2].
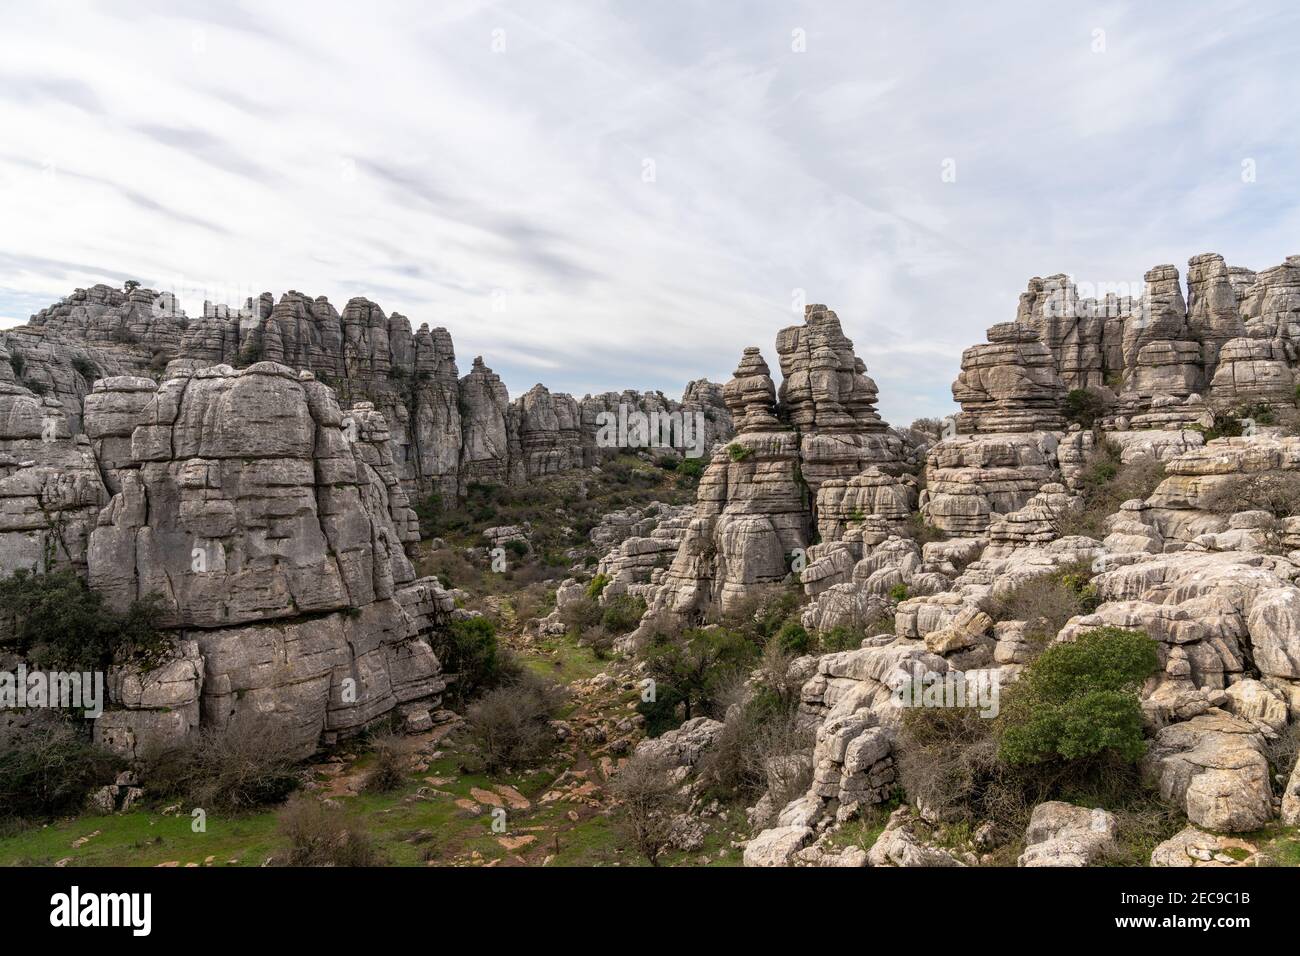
[5, 285, 734, 501]
[74, 362, 451, 759]
[0, 366, 107, 576]
[1017, 802, 1118, 867]
[952, 322, 1066, 434]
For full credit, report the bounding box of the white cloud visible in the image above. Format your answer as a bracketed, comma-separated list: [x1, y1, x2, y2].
[0, 0, 1297, 425]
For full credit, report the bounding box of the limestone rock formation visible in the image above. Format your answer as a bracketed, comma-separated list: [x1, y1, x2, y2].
[76, 362, 450, 758]
[5, 284, 734, 501]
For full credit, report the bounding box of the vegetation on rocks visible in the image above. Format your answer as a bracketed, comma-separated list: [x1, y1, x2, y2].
[0, 569, 170, 670]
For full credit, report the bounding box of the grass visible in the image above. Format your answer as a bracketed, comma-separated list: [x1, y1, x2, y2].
[0, 632, 731, 868]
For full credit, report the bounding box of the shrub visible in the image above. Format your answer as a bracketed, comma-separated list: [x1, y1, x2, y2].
[609, 752, 683, 866]
[897, 705, 1013, 827]
[697, 692, 812, 807]
[412, 492, 443, 538]
[639, 627, 757, 727]
[457, 672, 566, 773]
[277, 795, 384, 866]
[677, 456, 705, 480]
[362, 736, 407, 794]
[429, 616, 505, 706]
[1202, 471, 1300, 520]
[0, 717, 123, 822]
[600, 594, 646, 635]
[0, 569, 170, 670]
[774, 620, 809, 655]
[726, 443, 752, 462]
[1064, 388, 1109, 428]
[1191, 403, 1277, 441]
[560, 595, 604, 638]
[811, 626, 859, 652]
[903, 511, 948, 544]
[585, 573, 610, 599]
[145, 718, 302, 812]
[1055, 441, 1165, 539]
[504, 538, 529, 559]
[987, 564, 1098, 646]
[71, 356, 99, 381]
[8, 352, 25, 378]
[889, 583, 910, 602]
[22, 377, 48, 395]
[997, 627, 1158, 766]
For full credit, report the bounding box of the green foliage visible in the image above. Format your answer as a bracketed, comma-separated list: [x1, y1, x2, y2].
[774, 620, 809, 655]
[8, 352, 25, 379]
[412, 492, 443, 538]
[639, 627, 757, 729]
[1056, 440, 1164, 539]
[889, 583, 910, 602]
[725, 443, 752, 462]
[0, 719, 123, 822]
[997, 627, 1158, 766]
[71, 356, 99, 381]
[599, 594, 646, 635]
[0, 569, 170, 670]
[677, 456, 705, 480]
[585, 573, 611, 599]
[1191, 403, 1277, 441]
[904, 511, 948, 544]
[1064, 388, 1109, 429]
[432, 616, 503, 706]
[505, 538, 529, 558]
[817, 625, 866, 652]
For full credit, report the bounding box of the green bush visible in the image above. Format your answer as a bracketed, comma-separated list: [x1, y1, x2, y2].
[816, 626, 865, 652]
[600, 594, 646, 634]
[585, 573, 610, 599]
[1064, 388, 1109, 429]
[726, 443, 752, 462]
[774, 620, 809, 655]
[432, 616, 503, 706]
[1055, 441, 1164, 539]
[677, 456, 705, 480]
[505, 538, 529, 558]
[71, 356, 99, 381]
[889, 583, 910, 602]
[8, 352, 25, 378]
[639, 627, 757, 729]
[412, 492, 443, 538]
[0, 569, 170, 670]
[0, 718, 123, 822]
[997, 627, 1158, 766]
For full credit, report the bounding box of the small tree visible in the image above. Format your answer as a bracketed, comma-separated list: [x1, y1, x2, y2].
[609, 752, 683, 866]
[997, 627, 1158, 766]
[640, 627, 756, 726]
[1064, 388, 1109, 429]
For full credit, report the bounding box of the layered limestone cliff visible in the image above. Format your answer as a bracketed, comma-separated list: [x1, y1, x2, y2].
[4, 285, 733, 500]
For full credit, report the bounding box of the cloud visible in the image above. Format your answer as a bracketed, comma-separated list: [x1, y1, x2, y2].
[0, 0, 1297, 425]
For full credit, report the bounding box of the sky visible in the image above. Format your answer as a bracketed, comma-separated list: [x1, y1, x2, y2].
[0, 1, 1297, 426]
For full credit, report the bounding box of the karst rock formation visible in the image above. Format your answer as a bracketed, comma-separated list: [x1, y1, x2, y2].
[0, 284, 731, 759]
